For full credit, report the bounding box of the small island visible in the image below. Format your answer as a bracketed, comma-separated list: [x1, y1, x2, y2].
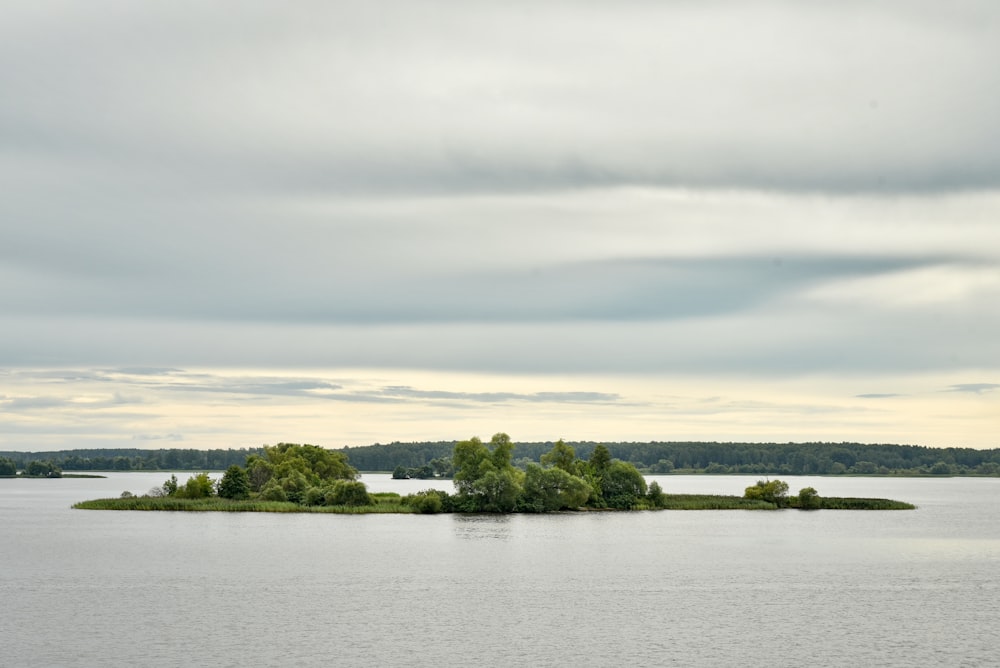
[74, 435, 915, 513]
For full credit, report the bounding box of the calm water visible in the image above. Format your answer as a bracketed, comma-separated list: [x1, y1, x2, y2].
[2, 473, 998, 667]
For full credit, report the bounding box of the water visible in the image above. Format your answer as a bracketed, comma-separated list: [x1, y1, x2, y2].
[2, 473, 998, 667]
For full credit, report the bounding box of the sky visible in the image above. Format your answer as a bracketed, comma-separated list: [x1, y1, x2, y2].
[1, 1, 998, 452]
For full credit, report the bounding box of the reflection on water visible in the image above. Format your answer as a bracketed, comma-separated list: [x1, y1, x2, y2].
[452, 513, 514, 540]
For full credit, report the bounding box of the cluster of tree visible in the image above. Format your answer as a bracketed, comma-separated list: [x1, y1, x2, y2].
[391, 458, 453, 480]
[0, 457, 62, 477]
[407, 434, 666, 513]
[0, 456, 18, 476]
[148, 443, 370, 507]
[329, 440, 1000, 476]
[743, 479, 822, 510]
[0, 448, 263, 472]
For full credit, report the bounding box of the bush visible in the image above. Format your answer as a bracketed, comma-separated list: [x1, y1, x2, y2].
[175, 473, 215, 499]
[646, 480, 667, 508]
[797, 486, 821, 510]
[323, 480, 373, 506]
[407, 490, 444, 514]
[260, 479, 288, 502]
[744, 479, 789, 507]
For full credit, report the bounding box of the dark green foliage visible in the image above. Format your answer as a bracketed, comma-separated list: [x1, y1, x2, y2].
[392, 463, 439, 479]
[0, 456, 17, 476]
[317, 440, 1000, 477]
[323, 480, 373, 506]
[797, 486, 821, 510]
[521, 464, 590, 512]
[162, 474, 178, 496]
[600, 460, 648, 509]
[260, 479, 287, 502]
[453, 433, 525, 512]
[217, 465, 250, 500]
[405, 489, 446, 514]
[540, 439, 579, 475]
[0, 447, 264, 472]
[646, 480, 667, 508]
[302, 486, 326, 506]
[24, 460, 62, 477]
[246, 455, 273, 493]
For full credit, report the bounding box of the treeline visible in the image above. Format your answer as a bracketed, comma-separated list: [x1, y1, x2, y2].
[337, 440, 1000, 476]
[7, 440, 1000, 476]
[0, 448, 263, 473]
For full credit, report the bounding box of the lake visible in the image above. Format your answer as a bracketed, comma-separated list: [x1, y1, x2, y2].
[2, 473, 998, 667]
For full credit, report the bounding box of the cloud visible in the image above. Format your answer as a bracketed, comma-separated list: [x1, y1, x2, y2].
[1, 3, 998, 450]
[378, 386, 620, 404]
[132, 433, 184, 442]
[946, 383, 1000, 394]
[3, 2, 1000, 197]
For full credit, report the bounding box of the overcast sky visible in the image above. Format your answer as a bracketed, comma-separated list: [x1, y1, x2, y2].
[2, 1, 998, 452]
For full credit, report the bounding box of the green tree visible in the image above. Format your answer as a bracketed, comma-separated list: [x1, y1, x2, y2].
[587, 445, 612, 475]
[176, 472, 215, 499]
[245, 455, 273, 493]
[600, 460, 648, 509]
[217, 465, 250, 500]
[522, 464, 590, 511]
[162, 474, 179, 496]
[452, 433, 524, 512]
[24, 460, 61, 477]
[324, 480, 373, 506]
[744, 479, 790, 507]
[0, 457, 17, 476]
[797, 486, 821, 510]
[540, 439, 579, 475]
[646, 480, 667, 508]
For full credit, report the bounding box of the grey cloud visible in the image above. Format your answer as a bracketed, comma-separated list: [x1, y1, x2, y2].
[946, 383, 999, 394]
[378, 386, 620, 404]
[0, 246, 964, 325]
[856, 393, 904, 399]
[2, 2, 1000, 196]
[132, 433, 184, 442]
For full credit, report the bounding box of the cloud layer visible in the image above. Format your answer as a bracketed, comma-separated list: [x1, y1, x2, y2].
[1, 2, 997, 449]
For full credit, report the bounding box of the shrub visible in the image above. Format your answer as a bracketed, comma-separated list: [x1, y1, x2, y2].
[797, 486, 821, 510]
[406, 490, 444, 514]
[324, 480, 372, 507]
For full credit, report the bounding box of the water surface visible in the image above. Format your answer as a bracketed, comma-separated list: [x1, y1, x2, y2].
[2, 474, 997, 667]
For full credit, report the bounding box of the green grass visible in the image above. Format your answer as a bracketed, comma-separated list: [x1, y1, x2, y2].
[657, 494, 779, 510]
[73, 496, 417, 513]
[816, 496, 915, 510]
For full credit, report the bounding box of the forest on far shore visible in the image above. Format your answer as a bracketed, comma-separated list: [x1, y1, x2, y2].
[4, 440, 1000, 477]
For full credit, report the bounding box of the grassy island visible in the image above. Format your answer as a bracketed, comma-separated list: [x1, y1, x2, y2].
[74, 436, 915, 513]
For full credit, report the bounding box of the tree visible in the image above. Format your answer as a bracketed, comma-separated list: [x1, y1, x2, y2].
[246, 455, 273, 493]
[522, 464, 590, 512]
[0, 457, 16, 476]
[646, 480, 667, 508]
[540, 439, 579, 475]
[324, 480, 373, 506]
[217, 465, 250, 500]
[744, 479, 790, 507]
[452, 433, 524, 512]
[797, 486, 821, 510]
[162, 474, 179, 496]
[176, 472, 215, 499]
[24, 460, 61, 477]
[587, 445, 612, 475]
[600, 460, 648, 509]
